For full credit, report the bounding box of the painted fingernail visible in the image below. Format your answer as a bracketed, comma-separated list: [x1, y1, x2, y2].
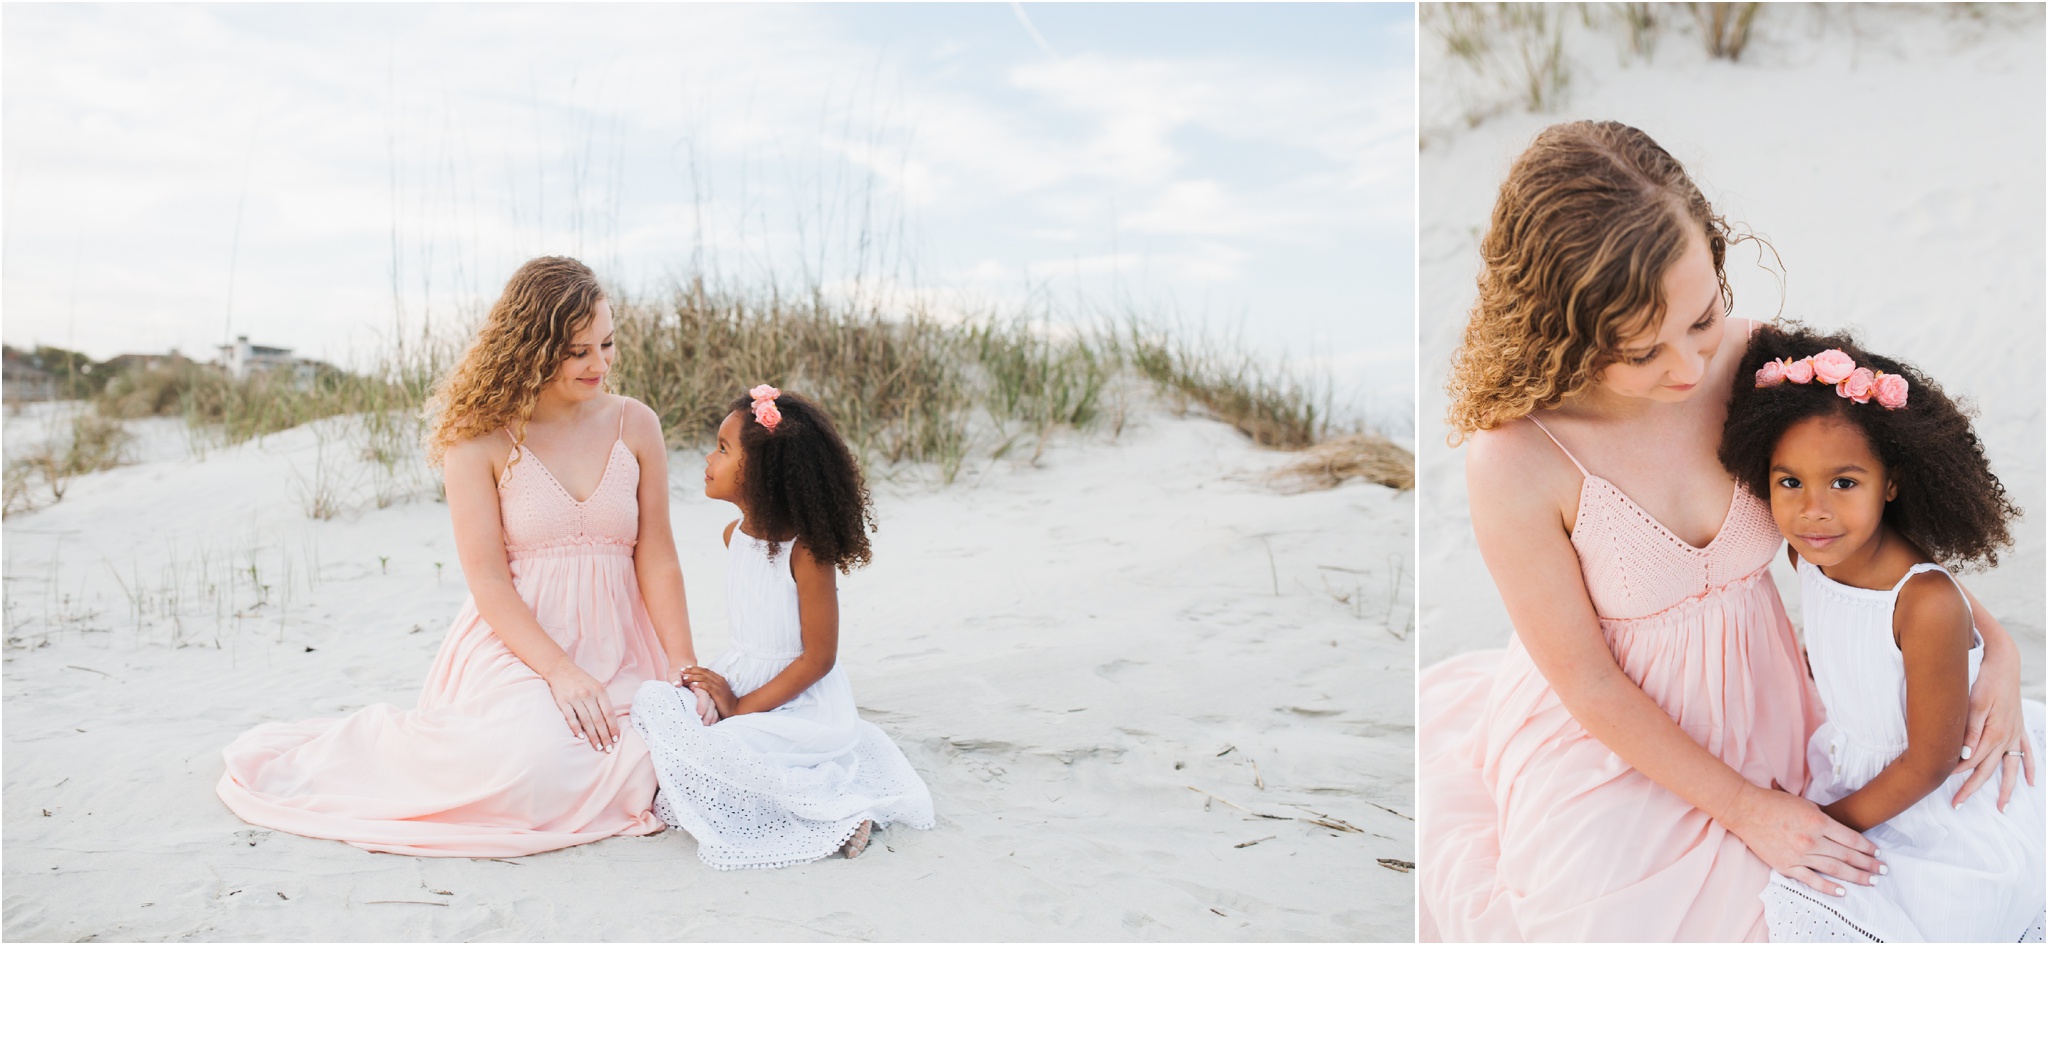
[1960, 746, 1972, 759]
[1879, 864, 1889, 875]
[1835, 887, 1846, 896]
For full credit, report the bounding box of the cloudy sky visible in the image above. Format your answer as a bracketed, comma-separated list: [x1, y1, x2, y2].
[2, 3, 1414, 425]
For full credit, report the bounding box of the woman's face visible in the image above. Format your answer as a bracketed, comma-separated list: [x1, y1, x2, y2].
[1594, 228, 1723, 403]
[547, 298, 615, 403]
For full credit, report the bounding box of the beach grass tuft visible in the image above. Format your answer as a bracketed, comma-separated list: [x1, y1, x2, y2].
[1274, 432, 1416, 492]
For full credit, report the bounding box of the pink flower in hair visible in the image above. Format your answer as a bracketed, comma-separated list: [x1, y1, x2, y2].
[1873, 372, 1909, 410]
[1783, 358, 1814, 383]
[1837, 367, 1876, 402]
[1810, 349, 1855, 385]
[749, 384, 782, 431]
[1755, 359, 1785, 388]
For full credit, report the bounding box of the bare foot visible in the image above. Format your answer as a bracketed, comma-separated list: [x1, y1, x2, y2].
[840, 820, 874, 859]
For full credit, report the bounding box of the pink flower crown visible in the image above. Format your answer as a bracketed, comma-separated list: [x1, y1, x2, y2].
[1754, 348, 1907, 409]
[748, 384, 782, 431]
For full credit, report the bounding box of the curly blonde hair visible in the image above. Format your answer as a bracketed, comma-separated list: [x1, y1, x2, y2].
[1444, 121, 1734, 443]
[424, 256, 606, 466]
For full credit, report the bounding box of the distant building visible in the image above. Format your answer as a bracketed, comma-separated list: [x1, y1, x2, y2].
[217, 335, 320, 386]
[2, 344, 56, 403]
[219, 335, 293, 379]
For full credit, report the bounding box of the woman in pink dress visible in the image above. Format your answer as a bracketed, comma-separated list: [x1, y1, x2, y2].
[1418, 122, 2036, 942]
[218, 256, 708, 858]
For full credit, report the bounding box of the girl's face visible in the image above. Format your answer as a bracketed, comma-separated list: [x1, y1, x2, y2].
[1768, 413, 1897, 573]
[1594, 227, 1724, 403]
[547, 298, 615, 403]
[703, 410, 746, 505]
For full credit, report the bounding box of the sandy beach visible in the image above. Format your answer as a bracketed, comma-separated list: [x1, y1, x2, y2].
[1419, 7, 2045, 698]
[2, 403, 1412, 942]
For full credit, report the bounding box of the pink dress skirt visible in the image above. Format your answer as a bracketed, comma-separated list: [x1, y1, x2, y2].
[1419, 420, 1822, 941]
[217, 427, 667, 858]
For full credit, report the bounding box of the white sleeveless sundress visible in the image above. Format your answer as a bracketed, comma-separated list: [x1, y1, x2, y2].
[630, 532, 933, 870]
[1763, 558, 2046, 942]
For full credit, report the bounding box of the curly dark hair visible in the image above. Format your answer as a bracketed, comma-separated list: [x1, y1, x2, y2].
[729, 389, 876, 573]
[1718, 325, 2018, 570]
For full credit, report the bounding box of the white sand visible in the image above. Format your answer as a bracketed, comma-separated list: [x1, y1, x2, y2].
[2, 404, 1412, 941]
[1419, 8, 2045, 703]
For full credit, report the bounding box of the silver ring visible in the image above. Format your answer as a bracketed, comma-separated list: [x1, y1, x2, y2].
[2006, 750, 2025, 757]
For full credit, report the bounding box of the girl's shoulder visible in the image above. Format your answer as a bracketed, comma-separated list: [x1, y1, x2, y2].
[1893, 565, 1973, 649]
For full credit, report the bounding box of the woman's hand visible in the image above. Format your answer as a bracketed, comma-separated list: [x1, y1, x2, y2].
[1954, 670, 2036, 810]
[1721, 784, 1884, 896]
[545, 662, 619, 752]
[689, 684, 720, 726]
[681, 666, 738, 719]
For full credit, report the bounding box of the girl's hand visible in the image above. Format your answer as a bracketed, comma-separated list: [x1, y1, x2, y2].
[545, 662, 619, 752]
[1722, 784, 1884, 896]
[1954, 675, 2036, 810]
[681, 666, 738, 719]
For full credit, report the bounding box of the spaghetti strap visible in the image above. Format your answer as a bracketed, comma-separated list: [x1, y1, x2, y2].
[616, 398, 627, 441]
[1526, 416, 1591, 477]
[498, 426, 521, 487]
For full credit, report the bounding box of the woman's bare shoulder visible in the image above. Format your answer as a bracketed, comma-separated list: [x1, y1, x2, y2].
[1465, 418, 1580, 520]
[614, 394, 665, 446]
[1466, 419, 1574, 482]
[444, 428, 514, 469]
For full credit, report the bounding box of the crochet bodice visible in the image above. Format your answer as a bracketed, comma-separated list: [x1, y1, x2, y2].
[498, 438, 641, 560]
[1531, 418, 1783, 620]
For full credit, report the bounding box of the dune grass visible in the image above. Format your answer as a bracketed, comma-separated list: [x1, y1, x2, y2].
[3, 274, 1408, 517]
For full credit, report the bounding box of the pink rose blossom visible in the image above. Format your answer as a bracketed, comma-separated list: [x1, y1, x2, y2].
[748, 383, 783, 430]
[1784, 358, 1814, 383]
[1755, 359, 1785, 388]
[1873, 372, 1909, 410]
[1810, 349, 1855, 385]
[1837, 367, 1876, 402]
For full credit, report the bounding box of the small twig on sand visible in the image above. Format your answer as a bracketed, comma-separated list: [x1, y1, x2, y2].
[66, 664, 119, 680]
[1377, 858, 1414, 873]
[1186, 785, 1363, 834]
[1234, 835, 1277, 849]
[363, 899, 450, 907]
[1363, 800, 1414, 822]
[1249, 759, 1264, 790]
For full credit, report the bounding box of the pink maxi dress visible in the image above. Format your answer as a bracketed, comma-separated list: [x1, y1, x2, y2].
[217, 413, 667, 857]
[1418, 417, 1823, 941]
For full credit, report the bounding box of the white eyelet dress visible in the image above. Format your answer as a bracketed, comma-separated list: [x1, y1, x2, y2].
[630, 534, 934, 869]
[1763, 558, 2046, 942]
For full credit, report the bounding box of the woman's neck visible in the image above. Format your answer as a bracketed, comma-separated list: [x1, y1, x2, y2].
[528, 390, 606, 426]
[1555, 383, 1668, 425]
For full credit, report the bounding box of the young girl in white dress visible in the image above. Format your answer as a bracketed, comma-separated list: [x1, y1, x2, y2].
[1720, 327, 2045, 942]
[631, 385, 933, 869]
